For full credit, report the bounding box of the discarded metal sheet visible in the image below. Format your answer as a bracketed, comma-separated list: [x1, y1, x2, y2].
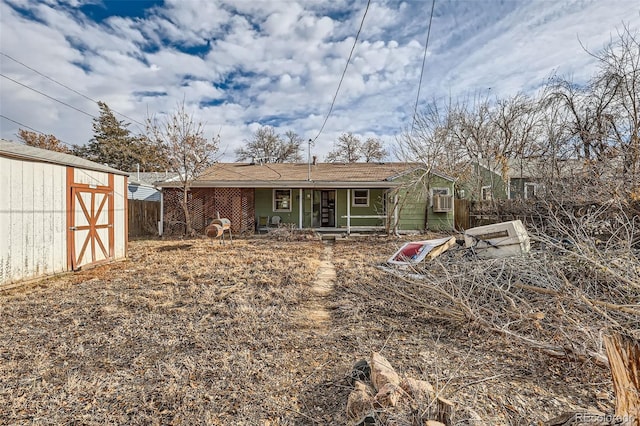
[464, 220, 530, 259]
[387, 236, 457, 265]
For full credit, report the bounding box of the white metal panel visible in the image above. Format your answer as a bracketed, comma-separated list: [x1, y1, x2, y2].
[32, 162, 46, 276]
[74, 169, 109, 187]
[0, 157, 68, 285]
[51, 164, 67, 273]
[0, 157, 12, 283]
[9, 159, 26, 282]
[113, 175, 127, 259]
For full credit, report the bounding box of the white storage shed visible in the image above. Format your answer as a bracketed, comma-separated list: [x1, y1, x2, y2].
[0, 139, 128, 285]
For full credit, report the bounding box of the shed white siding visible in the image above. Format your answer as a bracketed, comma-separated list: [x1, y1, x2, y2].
[0, 156, 67, 283]
[74, 168, 110, 187]
[114, 174, 127, 259]
[1, 139, 129, 285]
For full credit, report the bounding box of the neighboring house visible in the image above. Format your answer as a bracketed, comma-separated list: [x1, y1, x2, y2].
[127, 171, 179, 202]
[0, 139, 128, 285]
[126, 172, 179, 237]
[155, 162, 455, 235]
[464, 158, 548, 201]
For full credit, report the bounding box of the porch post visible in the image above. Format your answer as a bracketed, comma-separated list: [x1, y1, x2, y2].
[393, 193, 399, 235]
[159, 189, 164, 236]
[298, 188, 303, 229]
[346, 188, 351, 235]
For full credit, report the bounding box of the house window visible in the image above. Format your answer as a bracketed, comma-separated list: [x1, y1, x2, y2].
[524, 183, 538, 199]
[481, 185, 492, 201]
[352, 189, 369, 207]
[273, 189, 292, 212]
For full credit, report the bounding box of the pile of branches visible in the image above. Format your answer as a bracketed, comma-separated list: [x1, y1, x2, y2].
[381, 200, 640, 367]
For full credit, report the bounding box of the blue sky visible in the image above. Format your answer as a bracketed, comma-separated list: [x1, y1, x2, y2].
[1, 0, 638, 161]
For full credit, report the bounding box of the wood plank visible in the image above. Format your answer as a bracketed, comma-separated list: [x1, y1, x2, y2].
[605, 333, 640, 425]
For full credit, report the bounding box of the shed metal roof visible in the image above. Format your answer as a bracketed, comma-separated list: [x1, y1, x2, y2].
[0, 139, 128, 176]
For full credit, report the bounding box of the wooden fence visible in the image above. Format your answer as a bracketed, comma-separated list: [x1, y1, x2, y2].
[454, 199, 470, 230]
[128, 200, 160, 237]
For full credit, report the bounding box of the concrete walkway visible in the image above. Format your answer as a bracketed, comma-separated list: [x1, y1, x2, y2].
[297, 241, 336, 326]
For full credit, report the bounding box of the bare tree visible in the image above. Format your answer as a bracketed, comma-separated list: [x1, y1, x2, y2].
[395, 101, 454, 171]
[17, 129, 71, 153]
[593, 25, 640, 193]
[146, 101, 219, 236]
[360, 137, 387, 162]
[235, 126, 302, 163]
[326, 132, 362, 163]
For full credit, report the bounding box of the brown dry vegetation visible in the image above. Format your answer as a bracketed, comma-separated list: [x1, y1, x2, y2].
[0, 235, 631, 425]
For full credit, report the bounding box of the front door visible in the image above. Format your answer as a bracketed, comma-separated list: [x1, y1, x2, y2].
[321, 190, 336, 227]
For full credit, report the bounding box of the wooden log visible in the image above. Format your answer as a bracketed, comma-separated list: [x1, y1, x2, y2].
[604, 333, 640, 425]
[346, 381, 374, 424]
[435, 397, 454, 426]
[370, 352, 400, 391]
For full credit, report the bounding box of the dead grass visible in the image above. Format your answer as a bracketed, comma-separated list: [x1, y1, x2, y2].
[0, 236, 624, 425]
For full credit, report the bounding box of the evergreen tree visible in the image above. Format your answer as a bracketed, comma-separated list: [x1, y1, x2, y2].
[75, 102, 169, 171]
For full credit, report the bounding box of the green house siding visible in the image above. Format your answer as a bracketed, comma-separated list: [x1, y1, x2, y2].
[254, 188, 301, 225]
[427, 175, 455, 231]
[390, 172, 455, 232]
[459, 164, 508, 201]
[336, 188, 386, 227]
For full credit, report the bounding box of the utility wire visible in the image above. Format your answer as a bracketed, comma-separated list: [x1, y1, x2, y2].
[1, 114, 76, 148]
[0, 114, 131, 193]
[312, 0, 371, 143]
[411, 0, 436, 133]
[1, 73, 97, 119]
[0, 52, 146, 127]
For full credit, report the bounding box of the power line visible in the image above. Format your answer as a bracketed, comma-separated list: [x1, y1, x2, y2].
[0, 72, 97, 119]
[312, 0, 371, 143]
[0, 52, 146, 127]
[1, 114, 76, 148]
[411, 0, 436, 132]
[0, 113, 129, 193]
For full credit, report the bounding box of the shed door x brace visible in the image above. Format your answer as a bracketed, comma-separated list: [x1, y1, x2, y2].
[67, 169, 115, 271]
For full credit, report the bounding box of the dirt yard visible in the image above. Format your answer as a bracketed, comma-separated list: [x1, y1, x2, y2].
[0, 236, 617, 425]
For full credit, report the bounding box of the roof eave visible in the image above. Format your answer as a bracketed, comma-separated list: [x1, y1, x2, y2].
[157, 180, 400, 189]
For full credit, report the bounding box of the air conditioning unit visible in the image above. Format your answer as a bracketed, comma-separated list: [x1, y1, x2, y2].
[433, 195, 453, 212]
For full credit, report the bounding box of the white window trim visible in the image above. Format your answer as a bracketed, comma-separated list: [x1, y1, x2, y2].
[352, 189, 370, 207]
[481, 185, 492, 201]
[273, 189, 292, 212]
[524, 182, 538, 199]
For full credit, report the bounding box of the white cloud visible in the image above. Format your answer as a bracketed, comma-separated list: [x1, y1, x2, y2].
[1, 0, 639, 162]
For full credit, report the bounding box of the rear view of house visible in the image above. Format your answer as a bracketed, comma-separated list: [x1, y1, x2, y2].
[0, 139, 128, 285]
[156, 162, 455, 235]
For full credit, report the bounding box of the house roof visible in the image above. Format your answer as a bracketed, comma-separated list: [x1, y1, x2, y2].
[0, 139, 128, 176]
[157, 162, 454, 189]
[128, 171, 180, 186]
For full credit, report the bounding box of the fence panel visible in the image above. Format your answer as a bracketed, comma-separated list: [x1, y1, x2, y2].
[454, 199, 470, 230]
[128, 200, 160, 237]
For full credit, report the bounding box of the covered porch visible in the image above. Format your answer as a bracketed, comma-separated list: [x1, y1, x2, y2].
[254, 187, 399, 235]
